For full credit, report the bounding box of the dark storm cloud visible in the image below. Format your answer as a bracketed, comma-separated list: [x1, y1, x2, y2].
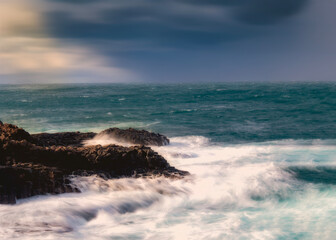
[45, 0, 309, 47]
[50, 0, 96, 3]
[180, 0, 245, 7]
[184, 0, 309, 24]
[3, 0, 336, 84]
[235, 0, 309, 25]
[181, 0, 309, 23]
[45, 12, 251, 47]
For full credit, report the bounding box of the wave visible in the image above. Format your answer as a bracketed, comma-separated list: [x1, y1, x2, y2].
[1, 136, 336, 239]
[286, 166, 336, 185]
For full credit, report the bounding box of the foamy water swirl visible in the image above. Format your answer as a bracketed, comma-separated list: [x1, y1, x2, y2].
[1, 137, 336, 239]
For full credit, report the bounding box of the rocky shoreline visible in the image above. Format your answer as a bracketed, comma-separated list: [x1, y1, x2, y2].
[0, 121, 188, 204]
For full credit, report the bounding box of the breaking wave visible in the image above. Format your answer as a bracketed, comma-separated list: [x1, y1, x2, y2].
[1, 136, 336, 239]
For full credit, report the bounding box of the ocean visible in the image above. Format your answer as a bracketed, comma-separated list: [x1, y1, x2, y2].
[0, 83, 336, 239]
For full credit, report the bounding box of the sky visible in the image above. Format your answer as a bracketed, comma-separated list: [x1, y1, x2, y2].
[0, 0, 336, 83]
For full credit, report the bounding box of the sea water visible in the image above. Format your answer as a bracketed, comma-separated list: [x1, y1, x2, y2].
[0, 83, 336, 239]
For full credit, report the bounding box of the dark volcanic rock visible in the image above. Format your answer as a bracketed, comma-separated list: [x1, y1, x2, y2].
[0, 123, 188, 204]
[32, 127, 169, 147]
[0, 123, 34, 143]
[0, 165, 78, 204]
[32, 132, 96, 147]
[98, 128, 170, 146]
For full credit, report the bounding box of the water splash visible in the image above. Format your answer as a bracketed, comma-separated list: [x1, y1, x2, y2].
[1, 137, 336, 239]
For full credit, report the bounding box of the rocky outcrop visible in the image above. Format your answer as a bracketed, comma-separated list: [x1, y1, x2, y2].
[97, 128, 170, 146]
[31, 128, 169, 147]
[32, 132, 96, 147]
[0, 123, 188, 204]
[0, 165, 77, 204]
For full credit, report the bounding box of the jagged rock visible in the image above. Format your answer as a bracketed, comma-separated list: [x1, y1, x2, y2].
[98, 128, 170, 146]
[0, 123, 33, 142]
[32, 132, 96, 147]
[31, 127, 169, 147]
[0, 123, 188, 204]
[0, 165, 78, 204]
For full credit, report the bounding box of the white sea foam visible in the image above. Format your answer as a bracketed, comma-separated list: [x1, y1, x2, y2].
[1, 137, 336, 239]
[83, 134, 134, 147]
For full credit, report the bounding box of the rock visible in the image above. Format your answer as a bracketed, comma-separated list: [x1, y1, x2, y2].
[0, 165, 78, 204]
[32, 127, 169, 147]
[32, 132, 96, 147]
[98, 128, 170, 146]
[0, 123, 188, 204]
[0, 123, 33, 142]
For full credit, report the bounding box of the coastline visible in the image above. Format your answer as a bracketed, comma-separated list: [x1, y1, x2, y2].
[0, 122, 188, 204]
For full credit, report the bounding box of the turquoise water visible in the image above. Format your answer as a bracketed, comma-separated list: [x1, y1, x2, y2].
[1, 83, 336, 142]
[0, 83, 336, 239]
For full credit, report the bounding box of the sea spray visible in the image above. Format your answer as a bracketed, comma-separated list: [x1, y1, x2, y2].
[1, 137, 336, 239]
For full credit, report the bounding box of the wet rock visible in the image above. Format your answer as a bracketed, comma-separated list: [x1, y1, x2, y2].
[0, 123, 188, 204]
[0, 123, 33, 143]
[0, 165, 78, 204]
[32, 127, 169, 147]
[32, 132, 96, 147]
[98, 128, 170, 146]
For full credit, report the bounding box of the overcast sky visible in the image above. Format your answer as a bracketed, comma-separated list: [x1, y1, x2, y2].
[0, 0, 335, 83]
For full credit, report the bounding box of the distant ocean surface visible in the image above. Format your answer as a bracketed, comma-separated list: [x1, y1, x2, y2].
[1, 83, 336, 239]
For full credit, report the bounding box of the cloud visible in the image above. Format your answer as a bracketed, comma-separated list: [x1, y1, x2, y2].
[0, 0, 136, 83]
[0, 0, 43, 37]
[41, 0, 309, 49]
[234, 0, 309, 25]
[0, 37, 135, 83]
[0, 0, 317, 84]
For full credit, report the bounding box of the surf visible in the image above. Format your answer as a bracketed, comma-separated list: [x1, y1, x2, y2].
[1, 137, 336, 239]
